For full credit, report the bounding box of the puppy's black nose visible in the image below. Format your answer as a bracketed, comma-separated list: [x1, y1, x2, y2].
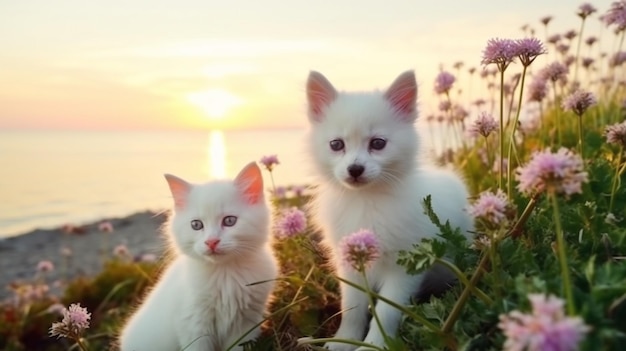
[348, 164, 365, 178]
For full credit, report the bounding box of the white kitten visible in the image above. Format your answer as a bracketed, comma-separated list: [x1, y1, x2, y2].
[119, 162, 278, 351]
[305, 71, 474, 351]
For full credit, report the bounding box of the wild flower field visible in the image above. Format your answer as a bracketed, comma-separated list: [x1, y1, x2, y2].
[2, 1, 626, 350]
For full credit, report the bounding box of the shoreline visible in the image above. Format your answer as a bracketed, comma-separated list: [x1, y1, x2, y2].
[0, 210, 170, 301]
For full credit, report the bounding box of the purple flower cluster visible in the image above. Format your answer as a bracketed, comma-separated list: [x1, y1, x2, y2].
[482, 38, 518, 71]
[539, 62, 569, 83]
[516, 38, 547, 66]
[609, 51, 626, 67]
[561, 89, 597, 116]
[499, 294, 590, 351]
[469, 112, 499, 138]
[275, 207, 307, 238]
[339, 229, 380, 271]
[605, 120, 626, 147]
[527, 77, 548, 103]
[37, 260, 54, 273]
[49, 303, 91, 339]
[578, 3, 597, 19]
[516, 148, 588, 197]
[482, 38, 546, 70]
[259, 155, 280, 171]
[467, 189, 514, 227]
[603, 0, 626, 32]
[434, 71, 456, 95]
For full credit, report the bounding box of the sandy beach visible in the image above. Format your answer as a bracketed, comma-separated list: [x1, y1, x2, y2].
[0, 210, 169, 301]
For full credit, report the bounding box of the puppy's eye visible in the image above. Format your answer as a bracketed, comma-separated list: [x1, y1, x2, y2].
[369, 138, 387, 151]
[222, 216, 237, 227]
[190, 219, 204, 231]
[329, 139, 345, 151]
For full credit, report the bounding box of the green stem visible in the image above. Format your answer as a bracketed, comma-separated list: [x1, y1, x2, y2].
[573, 18, 586, 84]
[441, 193, 540, 334]
[298, 337, 385, 351]
[609, 146, 623, 213]
[361, 269, 390, 345]
[434, 258, 493, 305]
[335, 276, 441, 333]
[552, 81, 561, 145]
[507, 65, 528, 197]
[549, 193, 576, 315]
[499, 69, 505, 190]
[74, 336, 89, 351]
[441, 252, 488, 334]
[577, 114, 585, 161]
[268, 171, 277, 196]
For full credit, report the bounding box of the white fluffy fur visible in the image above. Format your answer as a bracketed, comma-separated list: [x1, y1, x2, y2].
[119, 162, 277, 351]
[305, 71, 474, 351]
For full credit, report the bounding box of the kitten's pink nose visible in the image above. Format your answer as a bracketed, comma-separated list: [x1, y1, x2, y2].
[205, 238, 220, 252]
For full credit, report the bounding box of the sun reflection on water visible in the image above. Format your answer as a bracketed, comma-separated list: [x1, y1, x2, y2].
[207, 130, 227, 179]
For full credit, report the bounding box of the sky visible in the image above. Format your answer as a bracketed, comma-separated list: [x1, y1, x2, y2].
[0, 0, 616, 131]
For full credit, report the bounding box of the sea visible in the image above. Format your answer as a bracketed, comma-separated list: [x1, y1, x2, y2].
[0, 128, 318, 238]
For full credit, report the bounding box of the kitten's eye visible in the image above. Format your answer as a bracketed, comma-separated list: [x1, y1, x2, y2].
[369, 138, 387, 151]
[329, 139, 345, 151]
[190, 219, 204, 231]
[222, 216, 237, 227]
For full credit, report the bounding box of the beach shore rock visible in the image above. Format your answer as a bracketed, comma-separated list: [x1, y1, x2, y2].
[0, 210, 169, 301]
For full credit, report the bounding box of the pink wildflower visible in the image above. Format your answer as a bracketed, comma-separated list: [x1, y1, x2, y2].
[339, 229, 380, 271]
[539, 62, 569, 83]
[434, 71, 456, 95]
[603, 0, 626, 32]
[438, 100, 452, 112]
[604, 121, 626, 147]
[499, 294, 590, 351]
[585, 36, 597, 46]
[290, 185, 307, 197]
[467, 189, 514, 227]
[113, 244, 129, 258]
[482, 38, 517, 71]
[581, 57, 594, 68]
[516, 147, 588, 197]
[275, 207, 307, 238]
[49, 303, 91, 339]
[37, 260, 54, 273]
[273, 186, 287, 199]
[561, 90, 597, 116]
[527, 77, 548, 102]
[547, 34, 561, 45]
[515, 37, 546, 66]
[609, 51, 626, 67]
[578, 3, 597, 19]
[469, 112, 499, 138]
[540, 16, 553, 26]
[259, 155, 279, 171]
[98, 221, 114, 233]
[60, 247, 72, 257]
[563, 30, 577, 41]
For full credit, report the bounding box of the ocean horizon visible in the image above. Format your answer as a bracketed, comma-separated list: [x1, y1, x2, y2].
[0, 128, 317, 238]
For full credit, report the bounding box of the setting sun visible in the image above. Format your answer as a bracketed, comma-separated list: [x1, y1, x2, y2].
[187, 89, 242, 120]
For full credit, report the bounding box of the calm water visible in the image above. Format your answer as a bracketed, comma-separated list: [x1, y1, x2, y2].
[0, 129, 314, 238]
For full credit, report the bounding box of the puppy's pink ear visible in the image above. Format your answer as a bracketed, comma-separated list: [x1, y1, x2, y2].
[384, 70, 418, 121]
[234, 162, 264, 205]
[164, 174, 191, 210]
[307, 71, 337, 122]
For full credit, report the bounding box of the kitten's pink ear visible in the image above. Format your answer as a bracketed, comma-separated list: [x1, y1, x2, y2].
[384, 70, 418, 121]
[234, 162, 264, 205]
[306, 70, 337, 122]
[164, 174, 191, 209]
